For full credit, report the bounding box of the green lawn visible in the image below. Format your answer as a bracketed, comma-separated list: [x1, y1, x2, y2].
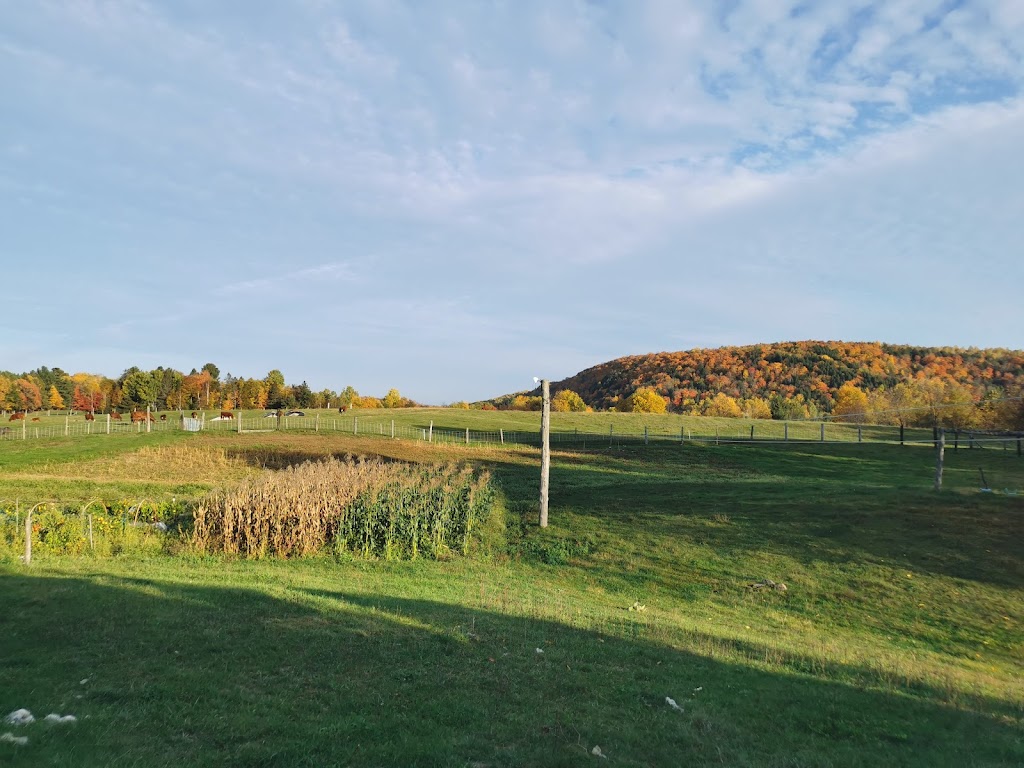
[1, 427, 1022, 766]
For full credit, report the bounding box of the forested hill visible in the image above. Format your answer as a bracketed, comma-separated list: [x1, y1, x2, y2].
[547, 341, 1024, 415]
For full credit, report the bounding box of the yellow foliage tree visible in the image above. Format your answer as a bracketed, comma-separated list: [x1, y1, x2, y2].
[703, 393, 742, 418]
[832, 383, 869, 423]
[619, 387, 667, 414]
[510, 395, 542, 411]
[0, 374, 14, 411]
[382, 388, 403, 409]
[551, 389, 587, 412]
[742, 396, 772, 420]
[47, 385, 66, 410]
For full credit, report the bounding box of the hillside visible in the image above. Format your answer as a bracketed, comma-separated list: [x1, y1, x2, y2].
[498, 341, 1024, 426]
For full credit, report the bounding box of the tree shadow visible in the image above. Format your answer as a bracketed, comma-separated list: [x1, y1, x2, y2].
[1, 572, 1021, 767]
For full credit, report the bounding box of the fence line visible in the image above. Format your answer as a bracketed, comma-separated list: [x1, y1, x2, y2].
[2, 413, 1021, 455]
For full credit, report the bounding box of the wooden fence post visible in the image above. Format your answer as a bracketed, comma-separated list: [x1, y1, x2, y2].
[750, 425, 755, 441]
[315, 413, 319, 433]
[107, 414, 111, 434]
[857, 426, 862, 443]
[147, 405, 152, 433]
[500, 428, 504, 445]
[609, 425, 613, 448]
[354, 417, 358, 435]
[428, 421, 433, 442]
[934, 429, 945, 491]
[391, 420, 395, 439]
[820, 423, 825, 442]
[465, 427, 470, 445]
[784, 422, 789, 441]
[239, 410, 243, 433]
[65, 415, 69, 436]
[644, 426, 648, 445]
[24, 508, 32, 565]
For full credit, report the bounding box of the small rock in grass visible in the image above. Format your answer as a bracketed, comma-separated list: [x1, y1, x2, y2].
[4, 710, 34, 726]
[1, 732, 29, 746]
[748, 579, 787, 592]
[44, 714, 77, 724]
[591, 745, 607, 758]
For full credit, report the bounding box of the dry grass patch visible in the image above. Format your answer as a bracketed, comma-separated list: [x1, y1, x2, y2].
[33, 443, 257, 485]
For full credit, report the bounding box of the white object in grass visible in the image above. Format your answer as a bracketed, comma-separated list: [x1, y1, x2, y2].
[4, 710, 34, 726]
[665, 697, 684, 712]
[44, 714, 77, 724]
[1, 732, 29, 746]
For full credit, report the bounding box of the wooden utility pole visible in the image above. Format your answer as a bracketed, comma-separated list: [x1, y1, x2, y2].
[539, 379, 550, 528]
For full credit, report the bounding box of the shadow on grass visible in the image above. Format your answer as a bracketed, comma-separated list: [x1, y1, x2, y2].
[2, 572, 1021, 767]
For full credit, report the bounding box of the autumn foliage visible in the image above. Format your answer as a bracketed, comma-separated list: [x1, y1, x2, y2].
[542, 341, 1024, 429]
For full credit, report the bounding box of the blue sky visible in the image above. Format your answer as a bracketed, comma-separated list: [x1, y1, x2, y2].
[1, 1, 1022, 403]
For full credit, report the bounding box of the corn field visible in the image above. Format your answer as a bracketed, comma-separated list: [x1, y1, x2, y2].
[190, 457, 498, 560]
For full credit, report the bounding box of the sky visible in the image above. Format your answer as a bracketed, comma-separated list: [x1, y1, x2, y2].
[1, 1, 1022, 403]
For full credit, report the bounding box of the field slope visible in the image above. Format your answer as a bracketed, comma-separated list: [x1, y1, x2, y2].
[1, 425, 1022, 766]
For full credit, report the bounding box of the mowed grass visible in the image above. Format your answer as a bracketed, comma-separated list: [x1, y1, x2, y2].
[0, 421, 1022, 766]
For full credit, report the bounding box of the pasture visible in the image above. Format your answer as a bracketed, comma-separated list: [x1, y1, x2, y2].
[1, 412, 1022, 766]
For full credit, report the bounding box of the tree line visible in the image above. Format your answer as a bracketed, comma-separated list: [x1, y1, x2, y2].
[0, 364, 416, 414]
[485, 341, 1024, 430]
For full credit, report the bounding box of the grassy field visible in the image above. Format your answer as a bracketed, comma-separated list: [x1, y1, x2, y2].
[1, 419, 1022, 766]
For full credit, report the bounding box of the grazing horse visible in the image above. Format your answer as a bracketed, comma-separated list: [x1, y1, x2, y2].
[190, 412, 198, 418]
[159, 414, 167, 421]
[31, 417, 40, 422]
[85, 412, 95, 421]
[220, 411, 234, 419]
[339, 406, 348, 413]
[110, 412, 122, 421]
[9, 412, 25, 422]
[130, 411, 153, 423]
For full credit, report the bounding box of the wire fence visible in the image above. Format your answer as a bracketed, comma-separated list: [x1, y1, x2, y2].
[2, 412, 1022, 455]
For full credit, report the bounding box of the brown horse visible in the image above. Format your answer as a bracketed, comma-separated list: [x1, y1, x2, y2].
[130, 411, 153, 423]
[110, 412, 122, 421]
[85, 412, 95, 421]
[9, 412, 25, 422]
[220, 411, 234, 419]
